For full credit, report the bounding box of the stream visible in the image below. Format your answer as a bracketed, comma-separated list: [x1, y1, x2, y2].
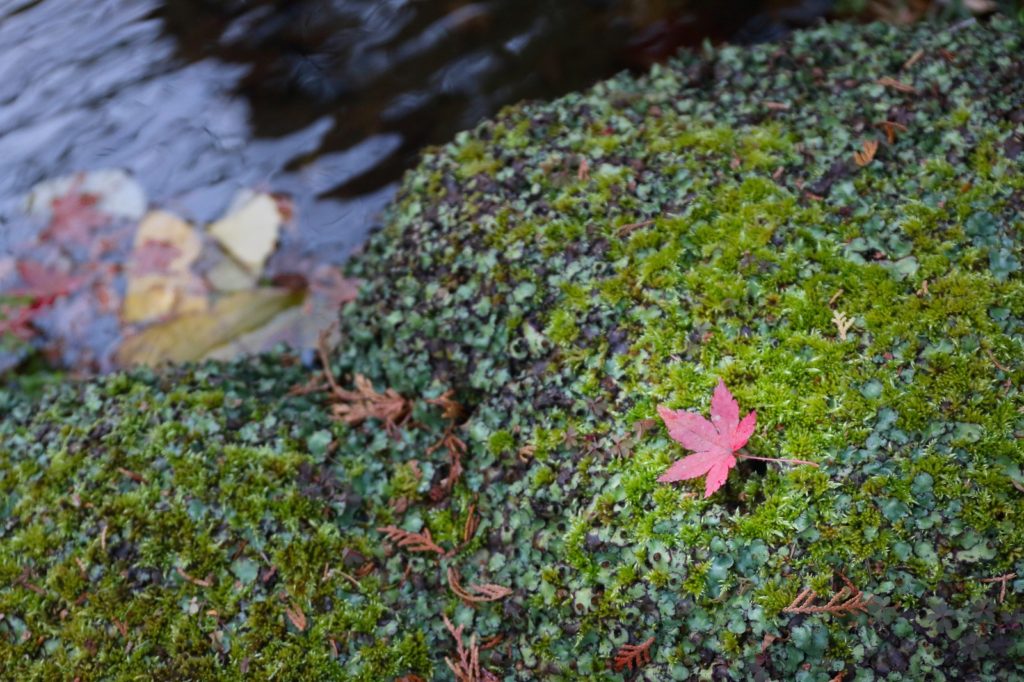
[0, 0, 833, 374]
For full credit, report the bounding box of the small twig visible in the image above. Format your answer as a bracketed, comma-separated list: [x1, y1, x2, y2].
[980, 572, 1017, 604]
[902, 49, 924, 70]
[876, 77, 917, 94]
[463, 504, 480, 544]
[116, 467, 147, 484]
[316, 328, 343, 396]
[615, 218, 656, 237]
[14, 567, 46, 596]
[985, 348, 1010, 374]
[176, 566, 213, 588]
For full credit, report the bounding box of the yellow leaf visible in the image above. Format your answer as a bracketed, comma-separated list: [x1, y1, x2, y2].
[207, 192, 282, 276]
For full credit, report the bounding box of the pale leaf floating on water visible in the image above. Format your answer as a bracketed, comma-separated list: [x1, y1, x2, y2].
[207, 191, 283, 276]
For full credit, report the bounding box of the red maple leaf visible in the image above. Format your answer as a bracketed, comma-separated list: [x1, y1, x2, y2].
[657, 379, 756, 497]
[657, 379, 816, 497]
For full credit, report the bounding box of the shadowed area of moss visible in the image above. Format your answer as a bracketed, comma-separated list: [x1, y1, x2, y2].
[3, 17, 1024, 681]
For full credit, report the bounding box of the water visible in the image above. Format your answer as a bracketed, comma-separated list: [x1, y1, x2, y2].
[0, 0, 832, 373]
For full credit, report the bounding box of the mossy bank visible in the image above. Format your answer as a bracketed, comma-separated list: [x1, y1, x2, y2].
[3, 17, 1024, 681]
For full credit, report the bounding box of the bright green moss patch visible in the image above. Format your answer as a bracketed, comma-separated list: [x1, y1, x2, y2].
[4, 16, 1024, 681]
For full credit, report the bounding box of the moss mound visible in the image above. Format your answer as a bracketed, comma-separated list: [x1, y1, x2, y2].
[3, 17, 1024, 680]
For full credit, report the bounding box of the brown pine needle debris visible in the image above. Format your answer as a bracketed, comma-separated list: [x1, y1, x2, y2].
[284, 603, 307, 631]
[902, 48, 924, 70]
[314, 329, 410, 432]
[876, 120, 908, 144]
[463, 504, 480, 544]
[447, 566, 513, 604]
[328, 373, 410, 429]
[427, 427, 468, 502]
[577, 156, 590, 181]
[876, 76, 917, 94]
[612, 636, 655, 672]
[376, 526, 446, 556]
[443, 615, 501, 682]
[783, 573, 871, 616]
[853, 139, 879, 167]
[426, 389, 465, 422]
[426, 388, 469, 501]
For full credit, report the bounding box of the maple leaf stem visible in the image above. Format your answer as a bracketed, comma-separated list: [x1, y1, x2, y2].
[737, 452, 818, 467]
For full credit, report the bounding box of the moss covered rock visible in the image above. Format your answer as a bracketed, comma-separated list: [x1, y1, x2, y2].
[3, 17, 1024, 681]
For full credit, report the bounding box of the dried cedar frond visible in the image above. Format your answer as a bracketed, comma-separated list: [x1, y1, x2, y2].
[443, 615, 501, 682]
[612, 636, 655, 672]
[377, 526, 445, 556]
[447, 566, 513, 604]
[783, 573, 871, 615]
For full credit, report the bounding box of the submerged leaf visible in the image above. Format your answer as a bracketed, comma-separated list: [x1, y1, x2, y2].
[116, 287, 303, 366]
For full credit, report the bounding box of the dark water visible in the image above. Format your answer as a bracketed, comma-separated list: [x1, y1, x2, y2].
[0, 0, 832, 372]
[1, 0, 832, 256]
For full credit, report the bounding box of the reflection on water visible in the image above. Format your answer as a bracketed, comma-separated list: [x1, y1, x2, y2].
[0, 0, 832, 373]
